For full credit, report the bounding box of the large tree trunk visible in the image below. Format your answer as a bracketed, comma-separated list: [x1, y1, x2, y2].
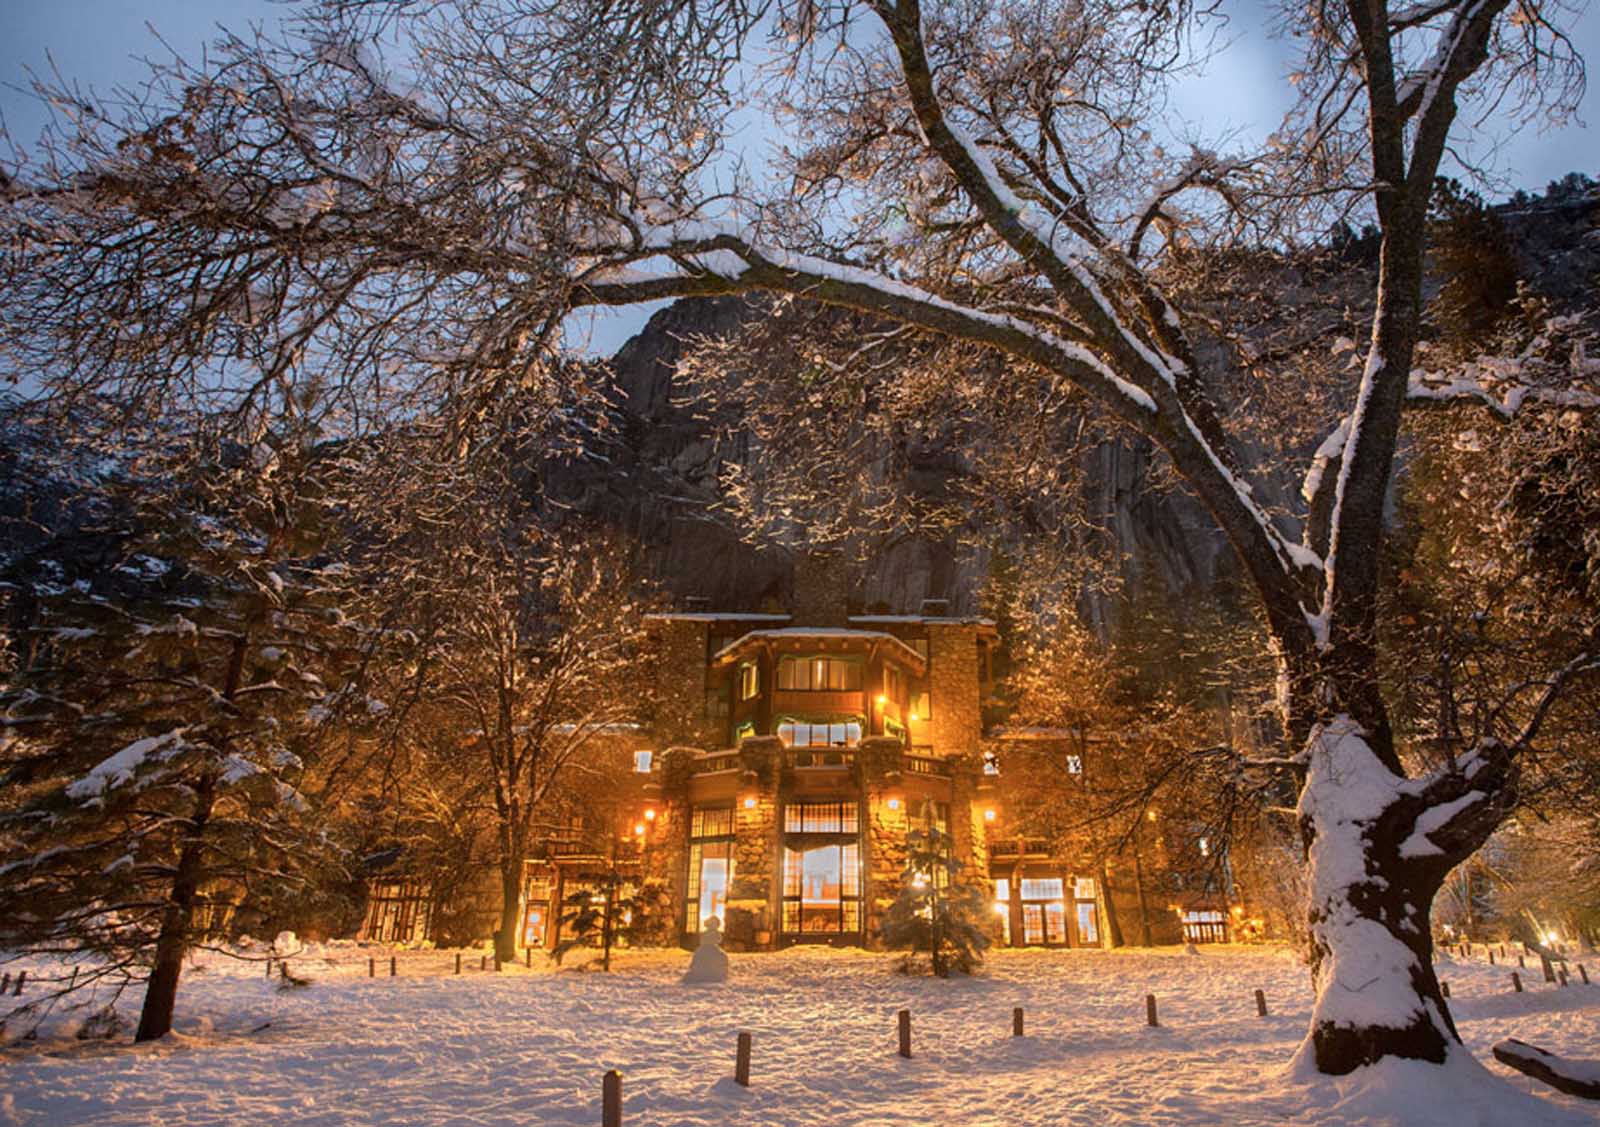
[494, 857, 522, 965]
[1097, 859, 1125, 948]
[136, 777, 215, 1042]
[1294, 715, 1515, 1075]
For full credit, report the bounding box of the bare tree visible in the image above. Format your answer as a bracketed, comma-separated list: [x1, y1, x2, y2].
[1, 0, 1595, 1077]
[341, 417, 656, 963]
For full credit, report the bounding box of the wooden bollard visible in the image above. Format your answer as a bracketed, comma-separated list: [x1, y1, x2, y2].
[368, 957, 375, 978]
[602, 1069, 622, 1127]
[1559, 970, 1569, 987]
[1542, 955, 1556, 983]
[1254, 988, 1268, 1016]
[69, 966, 78, 989]
[1012, 1006, 1025, 1036]
[455, 952, 462, 975]
[265, 959, 272, 978]
[1499, 944, 1506, 958]
[1512, 972, 1524, 993]
[12, 971, 24, 996]
[1518, 955, 1526, 969]
[390, 956, 397, 977]
[1489, 949, 1496, 965]
[1441, 981, 1450, 998]
[735, 1031, 752, 1086]
[525, 947, 532, 968]
[1, 973, 10, 995]
[279, 962, 288, 981]
[1145, 994, 1159, 1027]
[897, 1009, 912, 1058]
[480, 954, 487, 971]
[1580, 964, 1590, 985]
[494, 955, 502, 973]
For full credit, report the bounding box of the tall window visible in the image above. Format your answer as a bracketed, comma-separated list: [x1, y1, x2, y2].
[738, 661, 760, 701]
[782, 843, 861, 934]
[778, 720, 861, 748]
[777, 655, 863, 692]
[780, 801, 862, 935]
[686, 805, 735, 933]
[883, 663, 906, 701]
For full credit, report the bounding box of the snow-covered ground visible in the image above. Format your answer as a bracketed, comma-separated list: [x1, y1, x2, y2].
[4, 943, 1599, 1126]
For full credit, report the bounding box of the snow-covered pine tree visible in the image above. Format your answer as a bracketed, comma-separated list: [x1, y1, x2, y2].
[881, 814, 992, 978]
[0, 407, 370, 1041]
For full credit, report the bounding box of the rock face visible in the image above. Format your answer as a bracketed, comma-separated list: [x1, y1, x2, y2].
[554, 295, 1239, 619]
[552, 178, 1597, 621]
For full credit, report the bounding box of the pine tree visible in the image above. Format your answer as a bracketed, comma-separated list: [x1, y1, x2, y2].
[881, 819, 992, 977]
[549, 868, 656, 971]
[0, 408, 369, 1040]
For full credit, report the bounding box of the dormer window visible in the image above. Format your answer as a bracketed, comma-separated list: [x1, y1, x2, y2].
[738, 661, 760, 701]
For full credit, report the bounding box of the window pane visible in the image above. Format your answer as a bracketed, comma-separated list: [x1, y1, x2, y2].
[1021, 878, 1065, 900]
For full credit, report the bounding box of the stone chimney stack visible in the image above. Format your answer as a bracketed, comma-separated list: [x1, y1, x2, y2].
[790, 551, 851, 627]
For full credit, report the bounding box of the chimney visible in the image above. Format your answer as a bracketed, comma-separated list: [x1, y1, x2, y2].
[791, 551, 851, 627]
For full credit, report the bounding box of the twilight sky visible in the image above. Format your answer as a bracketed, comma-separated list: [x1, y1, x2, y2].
[2, 1, 1596, 356]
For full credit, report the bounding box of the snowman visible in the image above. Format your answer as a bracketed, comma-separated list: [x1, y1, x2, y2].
[682, 916, 729, 984]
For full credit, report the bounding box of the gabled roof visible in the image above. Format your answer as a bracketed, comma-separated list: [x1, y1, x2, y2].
[709, 627, 928, 676]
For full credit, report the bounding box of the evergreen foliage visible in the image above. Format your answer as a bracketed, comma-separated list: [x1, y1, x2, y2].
[0, 408, 370, 1040]
[881, 819, 991, 977]
[549, 870, 656, 971]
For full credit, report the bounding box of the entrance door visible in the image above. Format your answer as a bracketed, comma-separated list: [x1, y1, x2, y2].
[694, 849, 731, 930]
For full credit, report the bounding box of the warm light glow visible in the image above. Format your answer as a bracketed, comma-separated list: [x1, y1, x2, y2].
[876, 694, 888, 706]
[984, 808, 997, 822]
[908, 710, 919, 722]
[644, 808, 656, 821]
[887, 797, 901, 810]
[993, 901, 1008, 916]
[1231, 906, 1244, 916]
[1146, 809, 1158, 822]
[743, 797, 757, 809]
[912, 874, 927, 889]
[633, 822, 646, 836]
[1546, 931, 1561, 944]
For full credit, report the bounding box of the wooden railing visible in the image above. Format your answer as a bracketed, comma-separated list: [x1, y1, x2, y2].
[903, 753, 950, 777]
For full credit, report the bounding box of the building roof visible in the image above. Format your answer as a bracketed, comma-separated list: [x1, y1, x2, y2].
[709, 627, 928, 675]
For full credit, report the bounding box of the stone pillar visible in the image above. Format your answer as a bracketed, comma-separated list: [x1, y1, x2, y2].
[648, 747, 698, 946]
[650, 618, 715, 746]
[925, 622, 982, 757]
[790, 551, 852, 627]
[950, 757, 991, 886]
[857, 737, 907, 947]
[727, 736, 782, 949]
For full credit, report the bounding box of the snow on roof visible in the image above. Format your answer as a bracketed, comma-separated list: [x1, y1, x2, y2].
[848, 614, 998, 627]
[711, 628, 927, 669]
[645, 613, 793, 623]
